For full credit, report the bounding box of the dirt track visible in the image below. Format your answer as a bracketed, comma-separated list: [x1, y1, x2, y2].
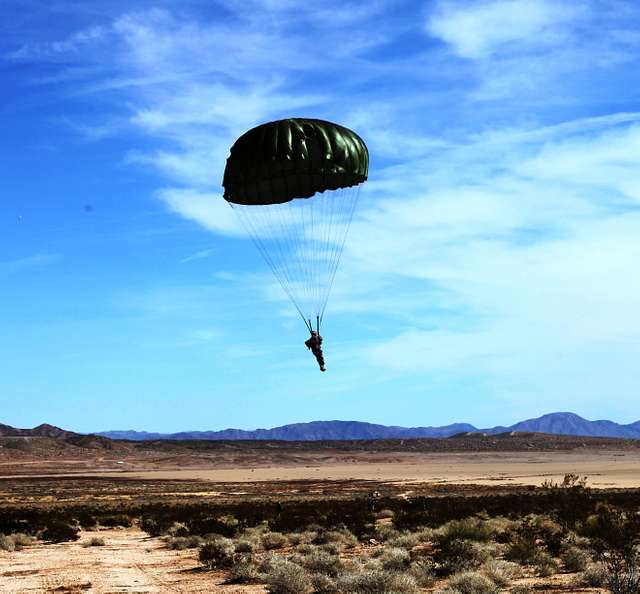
[0, 529, 264, 593]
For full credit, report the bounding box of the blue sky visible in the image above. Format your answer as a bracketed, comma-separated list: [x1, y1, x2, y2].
[3, 0, 640, 433]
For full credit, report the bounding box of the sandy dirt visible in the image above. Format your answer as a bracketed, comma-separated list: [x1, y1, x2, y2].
[5, 450, 640, 488]
[0, 529, 265, 594]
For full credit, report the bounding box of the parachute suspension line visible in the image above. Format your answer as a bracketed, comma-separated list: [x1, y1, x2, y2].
[320, 185, 361, 323]
[230, 203, 309, 327]
[230, 184, 361, 329]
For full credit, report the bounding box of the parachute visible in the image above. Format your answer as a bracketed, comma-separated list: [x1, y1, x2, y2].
[222, 118, 369, 331]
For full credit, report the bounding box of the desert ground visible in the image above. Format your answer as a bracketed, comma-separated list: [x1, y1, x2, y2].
[2, 434, 639, 592]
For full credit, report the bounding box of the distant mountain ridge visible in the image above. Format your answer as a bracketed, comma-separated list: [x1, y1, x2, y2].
[97, 412, 640, 441]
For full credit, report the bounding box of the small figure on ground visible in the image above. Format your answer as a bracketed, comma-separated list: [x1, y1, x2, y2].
[305, 330, 326, 372]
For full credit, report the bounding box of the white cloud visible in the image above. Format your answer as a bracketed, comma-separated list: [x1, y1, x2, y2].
[427, 0, 582, 60]
[157, 188, 243, 236]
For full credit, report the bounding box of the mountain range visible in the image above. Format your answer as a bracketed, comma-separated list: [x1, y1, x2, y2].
[95, 412, 640, 441]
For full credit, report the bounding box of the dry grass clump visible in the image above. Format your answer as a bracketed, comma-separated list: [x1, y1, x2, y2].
[83, 536, 106, 547]
[263, 558, 312, 594]
[446, 570, 498, 594]
[560, 545, 590, 571]
[581, 561, 608, 586]
[336, 569, 420, 593]
[262, 531, 289, 550]
[480, 559, 522, 586]
[198, 537, 236, 569]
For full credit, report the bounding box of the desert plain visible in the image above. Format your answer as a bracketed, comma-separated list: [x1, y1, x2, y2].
[2, 432, 640, 592]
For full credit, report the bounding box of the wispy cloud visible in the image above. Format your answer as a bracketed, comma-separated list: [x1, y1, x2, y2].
[0, 254, 60, 276]
[180, 248, 216, 264]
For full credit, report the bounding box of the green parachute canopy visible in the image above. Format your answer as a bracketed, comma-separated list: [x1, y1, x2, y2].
[222, 118, 368, 330]
[223, 118, 368, 205]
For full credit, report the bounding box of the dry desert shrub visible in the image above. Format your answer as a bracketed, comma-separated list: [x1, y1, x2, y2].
[0, 534, 15, 552]
[263, 558, 312, 594]
[534, 551, 559, 576]
[388, 531, 421, 549]
[166, 522, 189, 537]
[408, 560, 436, 587]
[439, 518, 494, 543]
[262, 531, 288, 550]
[310, 572, 338, 593]
[446, 570, 498, 594]
[479, 559, 522, 586]
[166, 535, 203, 550]
[378, 546, 410, 570]
[40, 520, 80, 543]
[581, 561, 608, 586]
[374, 523, 399, 542]
[376, 509, 395, 519]
[336, 569, 420, 593]
[234, 538, 255, 553]
[11, 533, 34, 547]
[435, 538, 494, 575]
[289, 530, 317, 546]
[561, 545, 590, 571]
[198, 537, 236, 569]
[228, 555, 257, 583]
[84, 537, 105, 547]
[314, 528, 358, 549]
[298, 549, 343, 576]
